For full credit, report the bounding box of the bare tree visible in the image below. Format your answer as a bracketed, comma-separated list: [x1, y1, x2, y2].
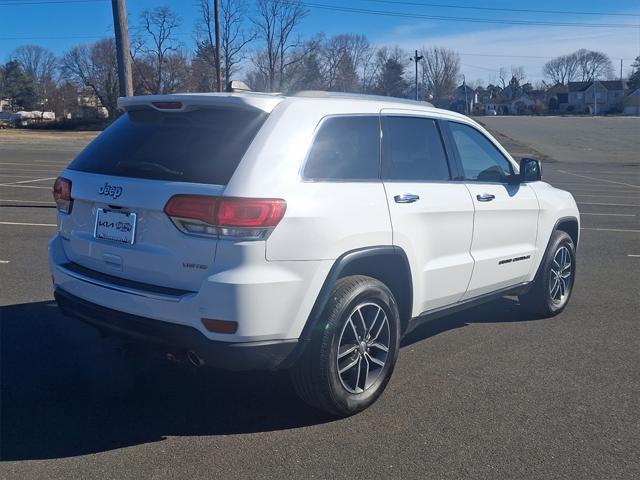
[498, 67, 509, 89]
[543, 53, 578, 85]
[11, 45, 57, 86]
[250, 0, 308, 92]
[197, 0, 255, 89]
[61, 38, 118, 117]
[420, 46, 460, 105]
[133, 6, 183, 94]
[511, 66, 526, 84]
[575, 49, 614, 81]
[319, 34, 372, 92]
[11, 45, 58, 111]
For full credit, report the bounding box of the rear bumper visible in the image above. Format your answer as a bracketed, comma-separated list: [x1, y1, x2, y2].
[54, 288, 302, 371]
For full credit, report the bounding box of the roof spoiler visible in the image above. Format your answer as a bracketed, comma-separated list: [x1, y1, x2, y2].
[117, 92, 282, 113]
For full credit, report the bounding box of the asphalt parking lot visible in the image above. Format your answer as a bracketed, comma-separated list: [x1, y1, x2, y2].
[1, 119, 639, 479]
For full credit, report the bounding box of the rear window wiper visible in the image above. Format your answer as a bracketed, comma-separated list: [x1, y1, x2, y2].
[116, 161, 184, 177]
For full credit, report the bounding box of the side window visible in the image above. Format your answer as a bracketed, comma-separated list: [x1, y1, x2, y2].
[303, 116, 380, 180]
[381, 116, 450, 181]
[448, 122, 513, 182]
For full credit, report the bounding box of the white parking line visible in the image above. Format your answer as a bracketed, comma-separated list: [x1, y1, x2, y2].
[2, 177, 56, 185]
[0, 162, 67, 167]
[0, 221, 56, 227]
[572, 171, 640, 175]
[0, 174, 49, 179]
[553, 184, 634, 190]
[581, 227, 640, 233]
[578, 202, 640, 207]
[0, 184, 51, 189]
[0, 168, 62, 173]
[563, 190, 639, 195]
[0, 260, 10, 264]
[0, 198, 56, 204]
[573, 194, 640, 199]
[558, 170, 640, 189]
[628, 254, 640, 258]
[580, 212, 635, 217]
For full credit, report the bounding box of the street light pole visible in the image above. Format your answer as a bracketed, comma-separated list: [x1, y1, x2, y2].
[410, 50, 423, 101]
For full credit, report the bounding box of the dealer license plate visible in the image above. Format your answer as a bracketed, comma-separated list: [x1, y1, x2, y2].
[94, 208, 137, 244]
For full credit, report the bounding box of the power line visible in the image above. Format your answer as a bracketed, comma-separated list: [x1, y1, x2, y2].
[360, 0, 640, 18]
[0, 0, 107, 5]
[3, 0, 637, 19]
[294, 1, 640, 29]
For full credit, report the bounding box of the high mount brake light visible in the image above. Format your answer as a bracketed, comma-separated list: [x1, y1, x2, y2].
[152, 101, 183, 110]
[52, 177, 73, 214]
[164, 195, 286, 240]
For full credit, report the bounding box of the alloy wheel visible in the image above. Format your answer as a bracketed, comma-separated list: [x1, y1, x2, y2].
[336, 302, 390, 394]
[549, 245, 572, 305]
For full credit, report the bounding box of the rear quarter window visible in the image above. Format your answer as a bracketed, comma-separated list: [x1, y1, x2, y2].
[68, 107, 267, 185]
[303, 115, 380, 181]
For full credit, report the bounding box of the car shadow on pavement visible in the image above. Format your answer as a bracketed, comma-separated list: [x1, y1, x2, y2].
[401, 296, 538, 348]
[1, 297, 539, 461]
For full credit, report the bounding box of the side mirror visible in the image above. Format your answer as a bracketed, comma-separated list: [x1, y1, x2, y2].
[519, 158, 542, 182]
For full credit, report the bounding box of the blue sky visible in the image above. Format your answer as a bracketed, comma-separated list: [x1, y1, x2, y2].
[1, 0, 639, 83]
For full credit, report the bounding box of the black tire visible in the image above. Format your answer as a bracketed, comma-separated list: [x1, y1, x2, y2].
[519, 230, 576, 318]
[290, 275, 401, 417]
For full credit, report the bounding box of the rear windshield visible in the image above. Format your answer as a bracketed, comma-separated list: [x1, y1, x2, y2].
[69, 107, 267, 185]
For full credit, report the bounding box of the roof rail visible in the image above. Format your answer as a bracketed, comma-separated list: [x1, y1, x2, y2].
[292, 90, 434, 107]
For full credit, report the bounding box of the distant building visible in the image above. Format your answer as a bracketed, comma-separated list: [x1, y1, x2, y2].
[450, 84, 477, 114]
[75, 91, 109, 119]
[623, 88, 640, 116]
[568, 80, 627, 114]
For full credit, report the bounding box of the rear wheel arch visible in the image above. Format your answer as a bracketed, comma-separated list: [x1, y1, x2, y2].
[301, 246, 413, 340]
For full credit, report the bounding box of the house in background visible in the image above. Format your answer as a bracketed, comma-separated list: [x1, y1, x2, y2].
[623, 88, 640, 116]
[568, 80, 627, 113]
[450, 84, 477, 114]
[545, 83, 569, 111]
[75, 91, 109, 119]
[509, 95, 537, 114]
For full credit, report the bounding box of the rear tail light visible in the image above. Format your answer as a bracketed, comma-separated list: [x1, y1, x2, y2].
[164, 195, 286, 240]
[52, 177, 73, 214]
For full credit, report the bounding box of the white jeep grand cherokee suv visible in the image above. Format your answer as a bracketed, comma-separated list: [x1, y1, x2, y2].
[50, 91, 579, 416]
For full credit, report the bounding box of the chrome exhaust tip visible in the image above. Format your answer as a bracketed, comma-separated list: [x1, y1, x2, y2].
[186, 350, 205, 367]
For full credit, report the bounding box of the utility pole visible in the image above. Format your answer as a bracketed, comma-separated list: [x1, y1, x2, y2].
[620, 59, 623, 81]
[214, 0, 222, 92]
[410, 50, 423, 101]
[111, 0, 133, 97]
[463, 74, 469, 114]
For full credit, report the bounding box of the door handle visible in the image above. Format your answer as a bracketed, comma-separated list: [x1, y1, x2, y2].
[394, 194, 420, 204]
[476, 193, 495, 202]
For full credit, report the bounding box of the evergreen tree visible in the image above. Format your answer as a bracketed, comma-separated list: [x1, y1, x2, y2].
[628, 56, 640, 91]
[0, 60, 37, 110]
[375, 58, 408, 98]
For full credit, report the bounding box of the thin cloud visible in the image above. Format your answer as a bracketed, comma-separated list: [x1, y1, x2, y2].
[376, 15, 640, 82]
